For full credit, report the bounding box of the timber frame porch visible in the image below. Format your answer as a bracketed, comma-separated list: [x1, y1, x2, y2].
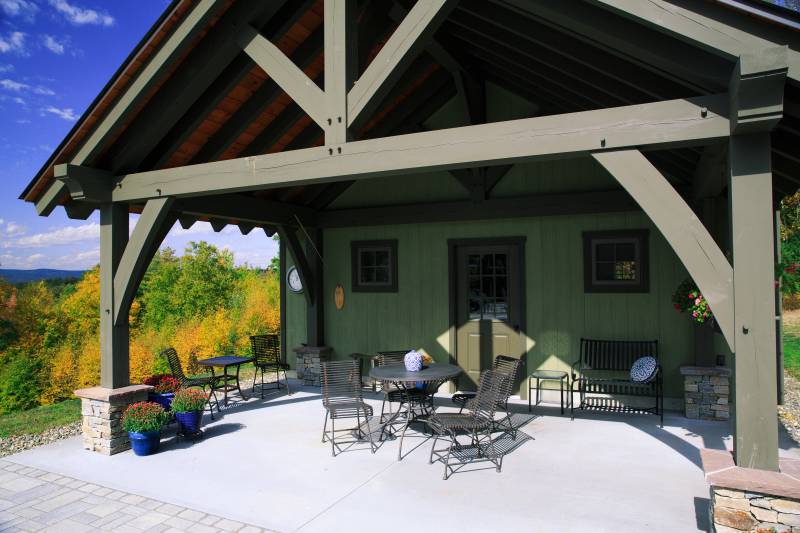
[19, 0, 800, 472]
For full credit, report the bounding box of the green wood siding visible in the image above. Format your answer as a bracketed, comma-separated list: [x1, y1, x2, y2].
[287, 211, 700, 399]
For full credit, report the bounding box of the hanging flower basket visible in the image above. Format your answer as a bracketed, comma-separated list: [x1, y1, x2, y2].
[672, 278, 714, 325]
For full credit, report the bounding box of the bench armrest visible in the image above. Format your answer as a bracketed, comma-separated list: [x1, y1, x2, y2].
[571, 360, 582, 380]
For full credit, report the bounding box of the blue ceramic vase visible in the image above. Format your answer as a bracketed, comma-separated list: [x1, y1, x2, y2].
[128, 430, 161, 456]
[175, 411, 203, 436]
[148, 392, 174, 413]
[404, 351, 423, 372]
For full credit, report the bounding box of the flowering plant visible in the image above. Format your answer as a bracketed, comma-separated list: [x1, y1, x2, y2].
[671, 279, 713, 324]
[170, 388, 207, 413]
[777, 261, 800, 294]
[122, 402, 169, 433]
[144, 374, 181, 394]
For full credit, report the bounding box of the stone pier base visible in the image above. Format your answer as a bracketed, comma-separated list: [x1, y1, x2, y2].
[703, 449, 800, 533]
[74, 385, 152, 455]
[293, 346, 331, 387]
[679, 366, 731, 420]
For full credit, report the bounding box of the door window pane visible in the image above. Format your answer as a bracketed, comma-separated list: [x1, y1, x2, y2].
[465, 251, 512, 322]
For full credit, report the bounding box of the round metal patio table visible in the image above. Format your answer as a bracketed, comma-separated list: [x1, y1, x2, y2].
[197, 356, 253, 406]
[369, 363, 462, 460]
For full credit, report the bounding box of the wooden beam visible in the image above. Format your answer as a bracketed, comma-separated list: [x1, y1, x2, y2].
[317, 189, 640, 227]
[176, 194, 315, 227]
[143, 0, 314, 169]
[35, 181, 68, 216]
[280, 226, 314, 304]
[190, 28, 323, 164]
[63, 202, 96, 220]
[347, 0, 457, 127]
[324, 0, 357, 144]
[100, 203, 129, 388]
[75, 1, 225, 166]
[54, 164, 112, 203]
[113, 94, 731, 202]
[592, 150, 734, 346]
[730, 132, 779, 470]
[238, 25, 327, 129]
[112, 197, 175, 325]
[589, 0, 800, 85]
[499, 0, 730, 92]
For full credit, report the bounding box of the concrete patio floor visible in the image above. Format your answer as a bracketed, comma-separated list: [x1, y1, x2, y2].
[6, 383, 800, 533]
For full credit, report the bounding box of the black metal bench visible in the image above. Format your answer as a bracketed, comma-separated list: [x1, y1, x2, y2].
[571, 338, 662, 427]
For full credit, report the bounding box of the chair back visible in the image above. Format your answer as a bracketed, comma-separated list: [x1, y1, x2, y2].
[162, 347, 188, 387]
[376, 350, 412, 367]
[493, 355, 522, 401]
[251, 334, 280, 366]
[469, 369, 511, 422]
[321, 360, 363, 405]
[376, 350, 413, 390]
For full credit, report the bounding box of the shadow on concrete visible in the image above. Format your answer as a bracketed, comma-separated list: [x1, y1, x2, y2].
[694, 496, 710, 531]
[159, 422, 247, 452]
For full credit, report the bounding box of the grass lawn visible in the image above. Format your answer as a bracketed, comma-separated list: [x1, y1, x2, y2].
[0, 399, 81, 439]
[785, 309, 800, 379]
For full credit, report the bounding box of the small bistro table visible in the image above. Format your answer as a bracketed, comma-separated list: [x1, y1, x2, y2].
[369, 363, 462, 460]
[528, 369, 570, 415]
[197, 356, 253, 406]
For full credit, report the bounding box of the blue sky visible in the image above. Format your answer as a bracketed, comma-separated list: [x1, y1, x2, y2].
[0, 0, 278, 270]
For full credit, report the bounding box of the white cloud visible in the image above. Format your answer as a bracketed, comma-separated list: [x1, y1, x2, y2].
[10, 222, 99, 248]
[4, 221, 25, 236]
[0, 219, 4, 225]
[42, 35, 64, 55]
[33, 85, 55, 95]
[43, 105, 77, 121]
[0, 78, 28, 91]
[12, 96, 24, 105]
[169, 221, 215, 237]
[48, 0, 113, 26]
[0, 0, 38, 20]
[0, 32, 26, 55]
[15, 118, 29, 124]
[0, 64, 13, 73]
[27, 253, 45, 262]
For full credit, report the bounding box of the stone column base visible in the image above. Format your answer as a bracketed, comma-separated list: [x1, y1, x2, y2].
[74, 385, 152, 456]
[293, 346, 332, 387]
[702, 449, 800, 532]
[679, 366, 731, 420]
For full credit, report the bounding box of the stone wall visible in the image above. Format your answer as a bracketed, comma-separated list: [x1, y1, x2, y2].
[680, 366, 731, 421]
[74, 385, 151, 456]
[710, 486, 800, 532]
[293, 346, 331, 387]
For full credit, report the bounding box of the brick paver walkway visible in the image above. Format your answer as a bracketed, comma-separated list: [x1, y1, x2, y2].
[0, 459, 270, 533]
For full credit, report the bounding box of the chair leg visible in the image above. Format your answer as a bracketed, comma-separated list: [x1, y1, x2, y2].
[364, 411, 377, 454]
[442, 432, 456, 480]
[429, 433, 440, 464]
[322, 411, 329, 443]
[283, 369, 292, 395]
[330, 416, 336, 457]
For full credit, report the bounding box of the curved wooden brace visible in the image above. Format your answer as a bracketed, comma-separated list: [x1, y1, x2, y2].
[112, 197, 176, 325]
[592, 149, 734, 348]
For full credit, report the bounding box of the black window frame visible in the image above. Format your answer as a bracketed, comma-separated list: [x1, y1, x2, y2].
[351, 239, 398, 293]
[582, 229, 649, 293]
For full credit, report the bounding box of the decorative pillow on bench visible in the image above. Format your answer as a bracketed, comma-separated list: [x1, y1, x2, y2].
[630, 356, 658, 383]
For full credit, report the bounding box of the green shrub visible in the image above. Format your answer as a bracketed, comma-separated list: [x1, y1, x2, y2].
[0, 351, 43, 414]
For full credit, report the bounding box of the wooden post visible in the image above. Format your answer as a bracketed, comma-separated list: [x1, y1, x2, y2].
[99, 203, 129, 389]
[729, 133, 779, 471]
[306, 228, 324, 347]
[728, 46, 787, 471]
[324, 0, 356, 145]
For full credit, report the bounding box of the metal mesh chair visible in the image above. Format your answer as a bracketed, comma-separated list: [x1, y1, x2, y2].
[376, 350, 428, 423]
[163, 347, 221, 419]
[452, 355, 522, 436]
[321, 359, 377, 456]
[427, 369, 513, 480]
[250, 334, 291, 398]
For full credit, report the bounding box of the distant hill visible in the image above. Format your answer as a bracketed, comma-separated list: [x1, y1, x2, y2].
[0, 269, 86, 284]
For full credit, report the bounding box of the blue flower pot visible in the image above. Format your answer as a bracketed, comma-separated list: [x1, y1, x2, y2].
[128, 430, 161, 456]
[175, 411, 203, 436]
[148, 392, 174, 412]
